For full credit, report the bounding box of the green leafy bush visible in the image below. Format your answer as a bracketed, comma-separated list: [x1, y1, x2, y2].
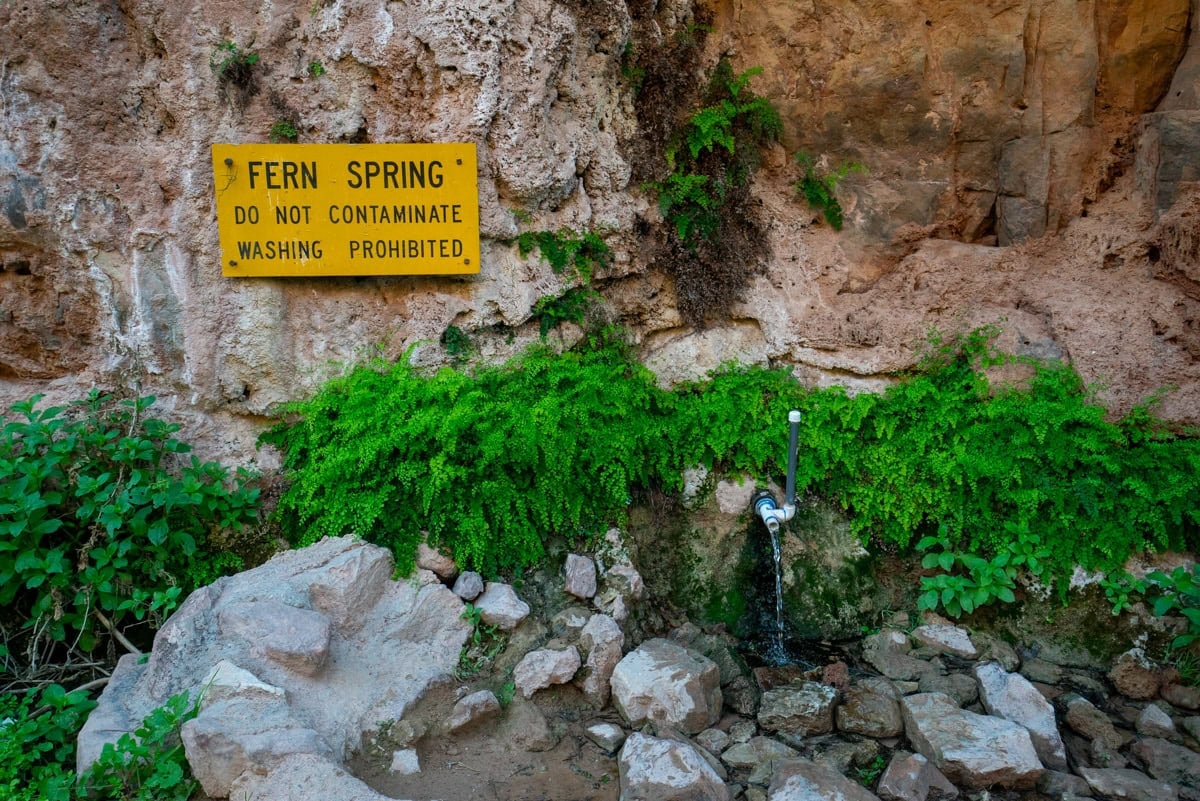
[0, 392, 260, 661]
[264, 328, 1200, 591]
[1145, 565, 1200, 650]
[269, 119, 299, 143]
[0, 684, 96, 801]
[261, 345, 677, 575]
[794, 151, 865, 230]
[78, 690, 199, 801]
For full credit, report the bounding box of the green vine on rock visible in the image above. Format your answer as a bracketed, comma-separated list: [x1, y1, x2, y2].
[516, 229, 611, 284]
[794, 151, 865, 231]
[648, 59, 782, 328]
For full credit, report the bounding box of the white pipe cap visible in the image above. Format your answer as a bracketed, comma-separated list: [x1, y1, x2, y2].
[788, 410, 802, 423]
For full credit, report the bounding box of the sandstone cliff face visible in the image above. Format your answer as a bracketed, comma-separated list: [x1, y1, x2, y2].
[1, 0, 1197, 458]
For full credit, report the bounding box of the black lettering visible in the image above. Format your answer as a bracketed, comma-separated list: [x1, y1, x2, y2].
[452, 205, 462, 223]
[407, 161, 425, 188]
[383, 161, 399, 189]
[300, 161, 317, 188]
[282, 161, 298, 189]
[429, 160, 443, 188]
[264, 161, 280, 189]
[347, 161, 362, 189]
[312, 241, 323, 258]
[247, 161, 262, 189]
[364, 161, 380, 188]
[350, 241, 360, 258]
[453, 239, 463, 257]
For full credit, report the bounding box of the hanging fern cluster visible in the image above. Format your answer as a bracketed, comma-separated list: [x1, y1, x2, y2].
[263, 329, 1200, 584]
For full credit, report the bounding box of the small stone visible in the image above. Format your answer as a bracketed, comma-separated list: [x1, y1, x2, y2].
[972, 633, 1021, 672]
[447, 689, 501, 732]
[216, 600, 332, 676]
[1038, 769, 1093, 798]
[415, 541, 456, 579]
[451, 571, 484, 601]
[200, 660, 286, 707]
[578, 613, 624, 706]
[1182, 716, 1200, 741]
[837, 678, 904, 738]
[917, 672, 978, 707]
[1131, 736, 1200, 787]
[814, 739, 879, 775]
[912, 624, 978, 659]
[514, 646, 582, 697]
[1020, 658, 1065, 685]
[681, 466, 710, 509]
[389, 749, 420, 775]
[473, 582, 530, 630]
[1062, 693, 1130, 750]
[724, 676, 761, 717]
[863, 630, 936, 681]
[721, 735, 799, 771]
[564, 554, 598, 599]
[1161, 681, 1200, 711]
[696, 727, 731, 755]
[1137, 704, 1179, 739]
[1077, 767, 1179, 801]
[975, 662, 1067, 771]
[877, 751, 958, 801]
[729, 719, 757, 744]
[586, 722, 627, 753]
[1109, 648, 1162, 701]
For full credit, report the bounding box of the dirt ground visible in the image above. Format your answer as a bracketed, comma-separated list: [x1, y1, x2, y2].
[350, 680, 621, 801]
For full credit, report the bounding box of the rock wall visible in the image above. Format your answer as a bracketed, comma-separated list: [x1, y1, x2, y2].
[2, 0, 1198, 460]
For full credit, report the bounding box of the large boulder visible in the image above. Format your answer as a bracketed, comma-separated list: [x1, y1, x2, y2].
[576, 613, 624, 706]
[513, 646, 581, 698]
[974, 662, 1067, 770]
[77, 537, 471, 798]
[473, 582, 530, 630]
[877, 752, 958, 801]
[758, 682, 837, 736]
[611, 638, 722, 735]
[768, 758, 882, 801]
[618, 732, 731, 801]
[837, 678, 904, 738]
[901, 692, 1044, 789]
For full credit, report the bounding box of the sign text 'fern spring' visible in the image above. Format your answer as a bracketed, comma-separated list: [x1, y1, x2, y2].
[211, 143, 480, 277]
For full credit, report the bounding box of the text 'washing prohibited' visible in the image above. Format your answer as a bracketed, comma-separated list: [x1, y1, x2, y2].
[211, 143, 480, 277]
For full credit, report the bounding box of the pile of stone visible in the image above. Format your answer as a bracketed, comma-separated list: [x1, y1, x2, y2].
[77, 535, 1200, 801]
[606, 619, 1200, 801]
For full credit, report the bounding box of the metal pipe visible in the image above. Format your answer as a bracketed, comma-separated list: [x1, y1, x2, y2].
[784, 410, 801, 510]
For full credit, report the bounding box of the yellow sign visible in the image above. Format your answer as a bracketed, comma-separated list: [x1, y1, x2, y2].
[211, 143, 480, 277]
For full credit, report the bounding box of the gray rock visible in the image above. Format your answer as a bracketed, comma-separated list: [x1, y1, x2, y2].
[916, 672, 978, 707]
[1077, 767, 1180, 801]
[1137, 704, 1179, 740]
[837, 678, 904, 738]
[473, 582, 530, 630]
[79, 538, 471, 798]
[715, 477, 756, 515]
[1109, 648, 1162, 701]
[586, 722, 627, 753]
[814, 739, 879, 775]
[1131, 737, 1200, 788]
[972, 633, 1020, 672]
[217, 600, 332, 676]
[200, 660, 286, 707]
[451, 571, 484, 601]
[758, 681, 837, 735]
[696, 727, 731, 755]
[1038, 769, 1094, 798]
[975, 662, 1067, 770]
[415, 541, 457, 579]
[611, 638, 722, 735]
[901, 691, 1044, 789]
[863, 630, 936, 681]
[1021, 658, 1065, 685]
[447, 689, 501, 731]
[912, 624, 978, 659]
[729, 719, 757, 744]
[577, 613, 623, 706]
[1062, 693, 1130, 750]
[724, 675, 762, 717]
[564, 553, 598, 599]
[228, 753, 391, 801]
[389, 748, 419, 774]
[306, 543, 393, 630]
[721, 735, 801, 771]
[618, 732, 731, 801]
[768, 757, 882, 801]
[1162, 682, 1200, 712]
[502, 697, 558, 752]
[877, 751, 958, 801]
[180, 696, 334, 798]
[1182, 716, 1200, 741]
[513, 646, 581, 698]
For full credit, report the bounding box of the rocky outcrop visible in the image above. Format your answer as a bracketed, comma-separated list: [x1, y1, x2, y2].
[611, 638, 722, 734]
[3, 0, 1200, 461]
[77, 537, 471, 798]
